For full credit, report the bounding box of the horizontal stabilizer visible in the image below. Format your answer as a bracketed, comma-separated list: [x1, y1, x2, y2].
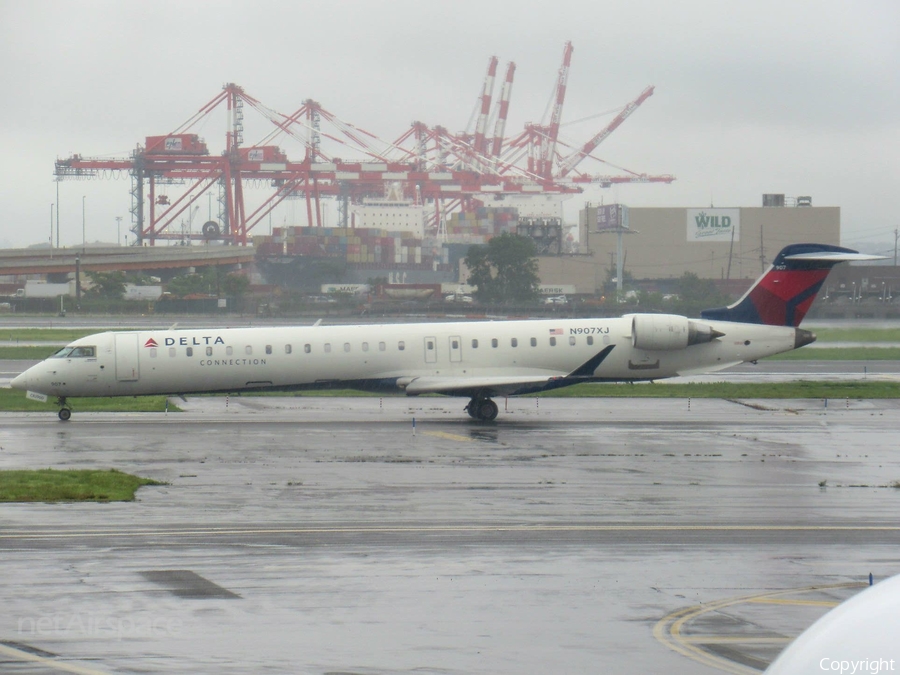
[785, 251, 886, 262]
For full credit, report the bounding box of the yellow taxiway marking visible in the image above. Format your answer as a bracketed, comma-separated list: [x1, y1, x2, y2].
[678, 636, 794, 644]
[423, 430, 474, 443]
[653, 582, 866, 675]
[0, 642, 112, 675]
[748, 597, 841, 607]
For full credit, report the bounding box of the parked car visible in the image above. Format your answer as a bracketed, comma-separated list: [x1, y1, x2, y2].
[543, 295, 568, 305]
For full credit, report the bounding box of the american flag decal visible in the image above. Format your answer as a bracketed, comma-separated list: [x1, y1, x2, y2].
[144, 338, 158, 348]
[549, 328, 563, 335]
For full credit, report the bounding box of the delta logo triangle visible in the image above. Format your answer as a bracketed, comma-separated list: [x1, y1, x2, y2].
[144, 338, 158, 348]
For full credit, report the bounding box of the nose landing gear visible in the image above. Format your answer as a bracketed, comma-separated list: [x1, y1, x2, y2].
[57, 397, 72, 422]
[465, 396, 499, 422]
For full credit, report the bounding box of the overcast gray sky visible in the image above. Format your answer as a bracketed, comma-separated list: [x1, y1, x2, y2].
[1, 0, 897, 252]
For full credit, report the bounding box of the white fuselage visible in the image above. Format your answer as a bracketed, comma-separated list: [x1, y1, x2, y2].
[12, 316, 800, 400]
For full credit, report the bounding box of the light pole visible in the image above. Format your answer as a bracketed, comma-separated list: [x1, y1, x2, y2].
[81, 195, 86, 253]
[50, 203, 54, 255]
[55, 178, 60, 249]
[116, 216, 123, 246]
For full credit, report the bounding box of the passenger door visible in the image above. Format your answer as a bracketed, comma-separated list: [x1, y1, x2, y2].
[424, 336, 437, 364]
[115, 333, 140, 381]
[449, 335, 462, 363]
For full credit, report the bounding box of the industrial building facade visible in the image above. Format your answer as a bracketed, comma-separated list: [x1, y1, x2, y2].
[537, 204, 840, 294]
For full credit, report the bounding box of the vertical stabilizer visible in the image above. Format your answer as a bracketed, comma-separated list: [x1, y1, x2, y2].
[701, 243, 876, 326]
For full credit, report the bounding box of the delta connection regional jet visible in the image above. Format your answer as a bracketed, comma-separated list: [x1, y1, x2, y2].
[11, 244, 878, 422]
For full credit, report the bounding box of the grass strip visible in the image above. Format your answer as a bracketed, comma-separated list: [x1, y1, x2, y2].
[0, 347, 65, 360]
[811, 328, 900, 343]
[191, 381, 900, 400]
[766, 347, 900, 361]
[0, 469, 165, 503]
[535, 381, 900, 399]
[0, 329, 107, 343]
[1, 382, 896, 411]
[0, 389, 179, 412]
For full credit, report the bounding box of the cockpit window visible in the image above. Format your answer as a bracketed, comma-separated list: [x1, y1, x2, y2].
[56, 346, 96, 358]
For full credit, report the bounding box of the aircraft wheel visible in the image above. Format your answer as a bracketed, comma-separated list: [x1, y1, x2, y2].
[476, 399, 499, 422]
[58, 408, 72, 422]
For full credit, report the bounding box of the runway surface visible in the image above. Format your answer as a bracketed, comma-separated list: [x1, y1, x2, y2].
[2, 397, 900, 674]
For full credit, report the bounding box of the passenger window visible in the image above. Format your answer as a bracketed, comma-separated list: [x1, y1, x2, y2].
[169, 347, 176, 358]
[491, 338, 498, 348]
[530, 337, 537, 347]
[324, 343, 332, 353]
[362, 342, 369, 352]
[186, 347, 193, 357]
[550, 337, 557, 347]
[587, 336, 594, 346]
[285, 344, 292, 354]
[511, 338, 518, 348]
[452, 339, 459, 349]
[344, 343, 351, 352]
[426, 340, 434, 351]
[206, 347, 213, 356]
[149, 348, 157, 358]
[379, 342, 386, 352]
[265, 345, 272, 355]
[398, 341, 405, 351]
[472, 339, 478, 348]
[226, 346, 233, 356]
[569, 336, 576, 346]
[245, 346, 253, 355]
[304, 344, 311, 354]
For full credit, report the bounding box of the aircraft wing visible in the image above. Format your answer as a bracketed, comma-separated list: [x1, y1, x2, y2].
[401, 346, 618, 397]
[403, 375, 565, 397]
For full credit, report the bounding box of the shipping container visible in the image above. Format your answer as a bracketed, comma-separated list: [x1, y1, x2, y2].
[145, 134, 208, 155]
[239, 146, 287, 162]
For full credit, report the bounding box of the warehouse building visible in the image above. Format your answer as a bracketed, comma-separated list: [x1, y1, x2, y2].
[537, 198, 840, 294]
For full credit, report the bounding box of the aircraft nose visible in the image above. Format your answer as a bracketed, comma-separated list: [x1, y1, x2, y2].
[10, 371, 29, 391]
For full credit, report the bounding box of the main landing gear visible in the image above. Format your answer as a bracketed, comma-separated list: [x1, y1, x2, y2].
[466, 396, 499, 422]
[57, 397, 72, 422]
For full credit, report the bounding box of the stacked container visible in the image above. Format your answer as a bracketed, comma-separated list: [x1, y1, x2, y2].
[444, 206, 518, 243]
[253, 226, 448, 270]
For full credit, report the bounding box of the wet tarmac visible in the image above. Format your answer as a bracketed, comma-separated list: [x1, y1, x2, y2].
[2, 397, 900, 674]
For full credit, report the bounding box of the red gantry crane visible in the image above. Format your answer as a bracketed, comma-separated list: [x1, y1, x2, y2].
[54, 44, 673, 246]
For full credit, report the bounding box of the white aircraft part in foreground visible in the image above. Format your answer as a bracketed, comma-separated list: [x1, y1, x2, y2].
[10, 243, 881, 421]
[765, 574, 900, 674]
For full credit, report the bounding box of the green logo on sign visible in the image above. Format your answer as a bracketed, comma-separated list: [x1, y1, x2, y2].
[695, 212, 731, 229]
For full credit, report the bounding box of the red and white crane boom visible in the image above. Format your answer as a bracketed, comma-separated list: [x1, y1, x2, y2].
[558, 85, 655, 177]
[538, 41, 573, 178]
[472, 56, 498, 159]
[490, 61, 516, 159]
